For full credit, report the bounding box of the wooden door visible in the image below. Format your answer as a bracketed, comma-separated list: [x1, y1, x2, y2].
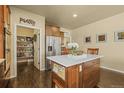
[0, 6, 4, 58]
[34, 31, 40, 70]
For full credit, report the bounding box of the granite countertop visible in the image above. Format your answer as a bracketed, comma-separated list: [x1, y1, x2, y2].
[0, 59, 5, 64]
[47, 54, 103, 67]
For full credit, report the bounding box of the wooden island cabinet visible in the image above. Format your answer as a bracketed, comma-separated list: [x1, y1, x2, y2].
[47, 54, 102, 88]
[52, 63, 79, 88]
[81, 59, 100, 87]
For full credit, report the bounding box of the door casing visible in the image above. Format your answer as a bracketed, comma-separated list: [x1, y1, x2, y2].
[13, 24, 42, 77]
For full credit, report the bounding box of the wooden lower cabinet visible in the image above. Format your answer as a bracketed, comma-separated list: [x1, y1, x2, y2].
[51, 59, 100, 88]
[52, 65, 79, 88]
[52, 72, 66, 88]
[66, 65, 79, 87]
[82, 59, 100, 88]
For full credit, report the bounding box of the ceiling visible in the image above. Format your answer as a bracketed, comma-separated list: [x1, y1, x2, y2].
[14, 5, 124, 29]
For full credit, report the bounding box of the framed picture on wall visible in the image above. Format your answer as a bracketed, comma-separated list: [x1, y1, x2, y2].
[96, 33, 107, 43]
[84, 36, 91, 43]
[115, 31, 124, 42]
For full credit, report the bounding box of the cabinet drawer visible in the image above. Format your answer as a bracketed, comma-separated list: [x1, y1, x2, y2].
[53, 63, 65, 80]
[52, 72, 66, 88]
[83, 59, 100, 69]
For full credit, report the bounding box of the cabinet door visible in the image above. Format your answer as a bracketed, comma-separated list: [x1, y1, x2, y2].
[0, 6, 4, 58]
[4, 6, 10, 26]
[67, 65, 79, 88]
[60, 32, 64, 45]
[45, 26, 53, 36]
[82, 59, 100, 88]
[45, 25, 61, 36]
[34, 31, 40, 70]
[51, 26, 60, 37]
[0, 6, 4, 34]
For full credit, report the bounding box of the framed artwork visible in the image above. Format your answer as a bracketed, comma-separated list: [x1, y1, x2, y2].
[115, 31, 124, 42]
[84, 36, 91, 43]
[96, 33, 107, 42]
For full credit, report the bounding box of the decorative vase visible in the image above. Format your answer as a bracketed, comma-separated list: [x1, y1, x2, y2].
[70, 47, 77, 56]
[67, 42, 79, 56]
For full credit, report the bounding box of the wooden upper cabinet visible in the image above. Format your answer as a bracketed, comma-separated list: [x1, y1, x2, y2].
[0, 6, 4, 20]
[0, 6, 4, 30]
[45, 25, 53, 36]
[51, 26, 60, 36]
[45, 25, 61, 37]
[3, 5, 11, 27]
[60, 32, 64, 45]
[60, 32, 64, 37]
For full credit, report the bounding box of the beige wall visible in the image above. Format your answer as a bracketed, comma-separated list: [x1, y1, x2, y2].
[10, 6, 45, 77]
[71, 12, 124, 72]
[17, 27, 34, 37]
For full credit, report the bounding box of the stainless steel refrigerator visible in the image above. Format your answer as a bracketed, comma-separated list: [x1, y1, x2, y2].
[45, 36, 61, 70]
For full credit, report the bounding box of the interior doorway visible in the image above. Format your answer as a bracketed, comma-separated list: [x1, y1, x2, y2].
[14, 24, 41, 77]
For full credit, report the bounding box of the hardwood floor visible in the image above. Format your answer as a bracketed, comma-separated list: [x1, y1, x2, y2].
[7, 62, 124, 88]
[7, 62, 51, 88]
[98, 68, 124, 88]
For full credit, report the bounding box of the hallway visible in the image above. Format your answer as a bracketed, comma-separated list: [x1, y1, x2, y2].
[7, 63, 51, 88]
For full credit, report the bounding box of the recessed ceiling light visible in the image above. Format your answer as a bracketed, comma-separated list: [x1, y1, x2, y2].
[73, 14, 78, 18]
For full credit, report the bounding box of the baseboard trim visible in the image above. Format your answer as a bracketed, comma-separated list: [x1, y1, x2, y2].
[97, 84, 102, 88]
[101, 66, 124, 74]
[9, 76, 16, 79]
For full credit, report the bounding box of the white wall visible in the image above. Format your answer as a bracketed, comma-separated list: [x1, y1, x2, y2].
[71, 12, 124, 72]
[17, 26, 34, 37]
[10, 6, 45, 77]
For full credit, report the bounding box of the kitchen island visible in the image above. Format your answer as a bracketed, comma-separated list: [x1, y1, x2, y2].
[47, 54, 103, 88]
